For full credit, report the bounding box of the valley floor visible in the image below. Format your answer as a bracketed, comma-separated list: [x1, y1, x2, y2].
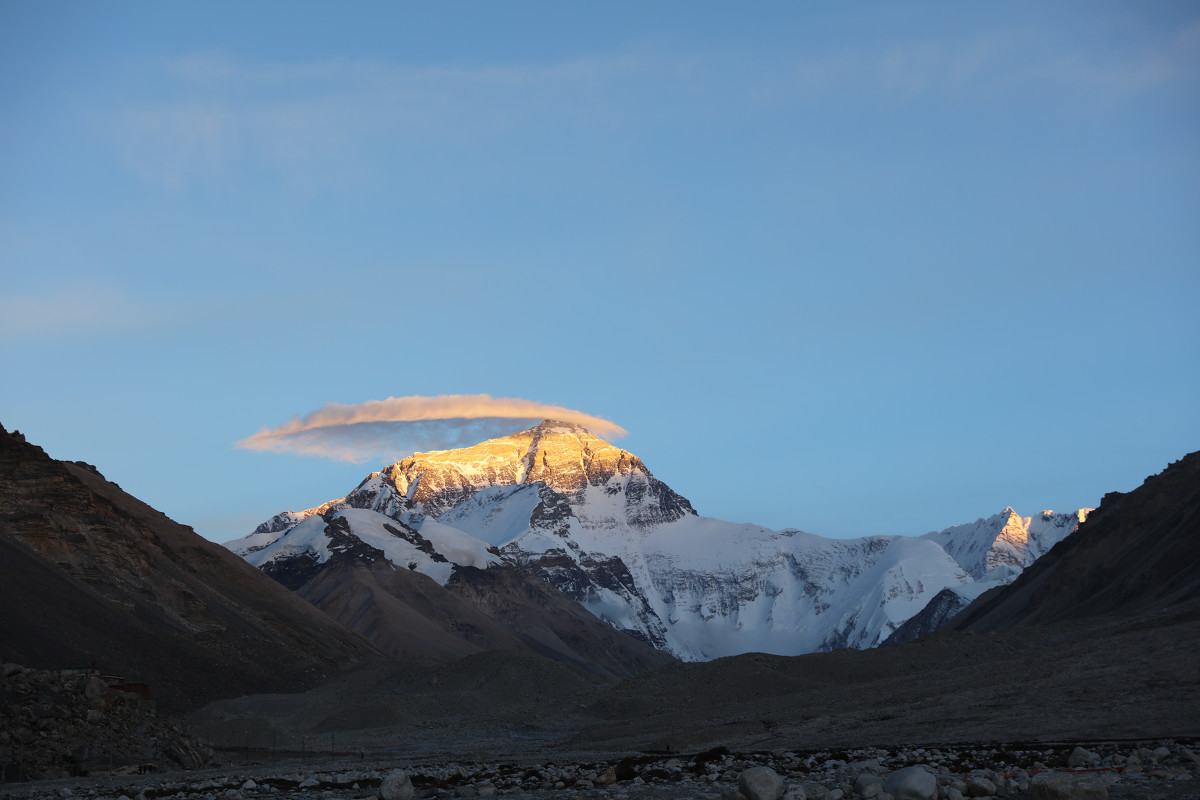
[183, 601, 1200, 761]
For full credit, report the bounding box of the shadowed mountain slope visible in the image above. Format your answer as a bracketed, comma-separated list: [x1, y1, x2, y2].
[951, 450, 1200, 632]
[0, 423, 376, 712]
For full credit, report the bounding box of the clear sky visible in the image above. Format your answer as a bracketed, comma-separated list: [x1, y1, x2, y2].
[2, 1, 1198, 542]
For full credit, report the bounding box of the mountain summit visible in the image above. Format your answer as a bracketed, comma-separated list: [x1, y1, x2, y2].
[228, 420, 1089, 661]
[373, 419, 695, 526]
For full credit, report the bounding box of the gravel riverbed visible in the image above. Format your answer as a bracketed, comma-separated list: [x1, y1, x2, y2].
[3, 740, 1197, 800]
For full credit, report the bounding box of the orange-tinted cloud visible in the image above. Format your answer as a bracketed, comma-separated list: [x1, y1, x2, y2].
[236, 394, 627, 464]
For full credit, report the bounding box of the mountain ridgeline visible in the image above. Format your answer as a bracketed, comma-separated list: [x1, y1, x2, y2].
[0, 423, 375, 712]
[227, 420, 1092, 662]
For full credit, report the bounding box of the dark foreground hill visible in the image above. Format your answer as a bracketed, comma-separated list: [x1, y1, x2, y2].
[0, 423, 376, 712]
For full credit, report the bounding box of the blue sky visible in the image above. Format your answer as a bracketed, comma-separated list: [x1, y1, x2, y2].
[2, 1, 1198, 541]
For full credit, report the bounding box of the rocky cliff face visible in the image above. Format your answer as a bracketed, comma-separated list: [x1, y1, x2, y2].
[229, 420, 1089, 661]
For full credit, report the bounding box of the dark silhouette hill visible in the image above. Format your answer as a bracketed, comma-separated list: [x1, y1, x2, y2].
[0, 423, 376, 712]
[950, 450, 1200, 631]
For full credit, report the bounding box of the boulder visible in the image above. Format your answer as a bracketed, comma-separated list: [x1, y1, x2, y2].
[966, 775, 996, 797]
[883, 766, 937, 800]
[1068, 748, 1099, 768]
[1029, 772, 1108, 800]
[380, 769, 414, 800]
[738, 766, 786, 800]
[855, 773, 884, 798]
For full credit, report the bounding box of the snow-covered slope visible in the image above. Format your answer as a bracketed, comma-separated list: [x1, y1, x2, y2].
[225, 420, 1090, 661]
[238, 507, 499, 587]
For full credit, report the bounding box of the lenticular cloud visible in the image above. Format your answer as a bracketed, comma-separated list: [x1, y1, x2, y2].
[235, 394, 627, 464]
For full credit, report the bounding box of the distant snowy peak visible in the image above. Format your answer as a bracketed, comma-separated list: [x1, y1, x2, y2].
[923, 507, 1092, 581]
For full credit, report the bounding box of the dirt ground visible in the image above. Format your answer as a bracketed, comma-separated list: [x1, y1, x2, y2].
[181, 601, 1199, 763]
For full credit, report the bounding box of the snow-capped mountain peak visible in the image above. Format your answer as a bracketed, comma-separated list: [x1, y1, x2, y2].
[225, 421, 1092, 662]
[922, 507, 1092, 581]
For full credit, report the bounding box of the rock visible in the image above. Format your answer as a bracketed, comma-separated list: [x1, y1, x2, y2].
[1068, 748, 1099, 768]
[943, 788, 964, 800]
[855, 773, 884, 798]
[884, 766, 938, 800]
[783, 785, 807, 800]
[595, 767, 617, 786]
[739, 766, 786, 800]
[966, 775, 996, 797]
[298, 776, 319, 789]
[380, 769, 414, 800]
[803, 782, 829, 800]
[1029, 772, 1109, 800]
[242, 780, 256, 790]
